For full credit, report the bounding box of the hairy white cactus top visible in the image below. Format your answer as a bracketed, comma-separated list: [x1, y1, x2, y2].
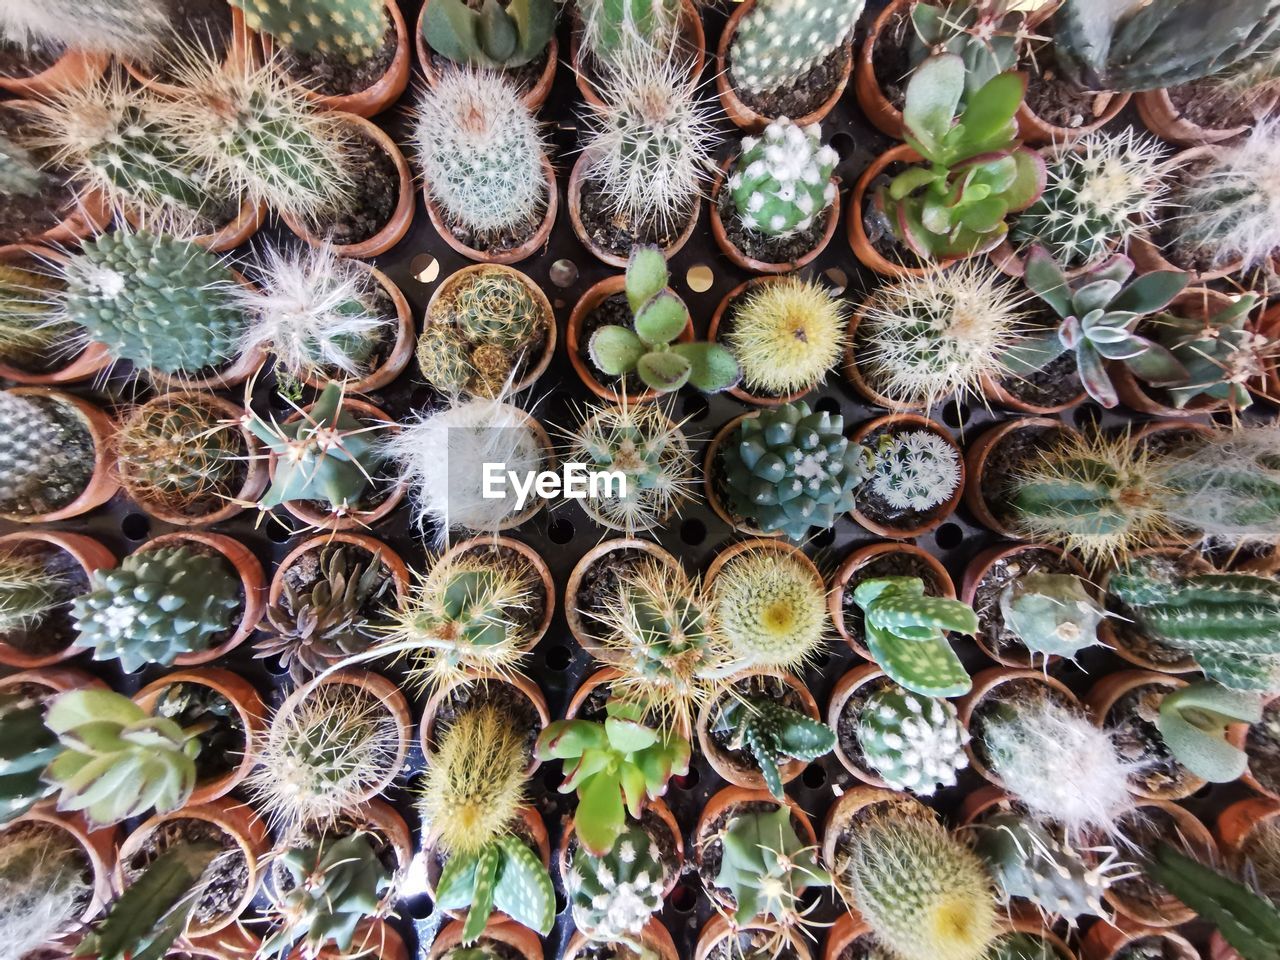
[871, 429, 962, 512]
[0, 0, 170, 60]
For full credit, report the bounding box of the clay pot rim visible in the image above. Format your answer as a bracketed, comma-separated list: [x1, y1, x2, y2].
[563, 538, 680, 656]
[848, 143, 956, 279]
[0, 665, 107, 695]
[566, 918, 679, 960]
[1102, 797, 1216, 927]
[957, 666, 1082, 786]
[843, 299, 930, 412]
[820, 785, 919, 873]
[1134, 86, 1261, 148]
[708, 277, 817, 407]
[569, 0, 705, 109]
[1081, 922, 1199, 960]
[419, 669, 551, 775]
[829, 541, 955, 658]
[979, 367, 1088, 416]
[826, 662, 892, 787]
[436, 534, 556, 647]
[697, 913, 814, 960]
[9, 807, 117, 923]
[704, 537, 822, 592]
[703, 413, 783, 538]
[429, 917, 543, 960]
[1016, 85, 1132, 146]
[853, 0, 910, 138]
[0, 47, 109, 97]
[850, 412, 965, 539]
[963, 417, 1077, 539]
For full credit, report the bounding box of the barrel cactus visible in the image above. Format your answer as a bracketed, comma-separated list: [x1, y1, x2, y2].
[115, 397, 245, 513]
[710, 547, 828, 673]
[566, 821, 667, 944]
[230, 0, 386, 62]
[998, 572, 1106, 660]
[0, 391, 80, 517]
[73, 545, 241, 672]
[728, 0, 864, 98]
[714, 804, 830, 930]
[853, 578, 976, 698]
[858, 687, 969, 795]
[728, 118, 837, 237]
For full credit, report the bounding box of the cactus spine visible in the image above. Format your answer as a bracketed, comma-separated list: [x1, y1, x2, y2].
[0, 264, 73, 367]
[729, 118, 837, 237]
[0, 549, 69, 639]
[724, 275, 846, 397]
[566, 822, 667, 944]
[710, 548, 828, 673]
[869, 429, 962, 513]
[0, 1, 171, 59]
[0, 816, 95, 957]
[0, 391, 85, 517]
[728, 0, 865, 98]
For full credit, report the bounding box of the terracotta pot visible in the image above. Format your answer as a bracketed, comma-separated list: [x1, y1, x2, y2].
[424, 803, 550, 909]
[715, 0, 851, 131]
[566, 918, 678, 960]
[1081, 923, 1199, 960]
[0, 665, 106, 695]
[710, 154, 841, 273]
[5, 807, 117, 921]
[848, 143, 948, 278]
[0, 531, 114, 668]
[1098, 547, 1210, 674]
[829, 542, 955, 658]
[269, 532, 409, 632]
[124, 7, 255, 98]
[963, 417, 1077, 539]
[854, 0, 909, 138]
[435, 535, 555, 647]
[197, 197, 267, 254]
[0, 388, 117, 523]
[843, 298, 928, 412]
[708, 278, 815, 407]
[1216, 795, 1280, 865]
[564, 538, 680, 657]
[705, 537, 822, 593]
[181, 923, 263, 960]
[294, 920, 409, 960]
[1239, 695, 1280, 801]
[821, 785, 917, 869]
[956, 666, 1081, 785]
[957, 782, 1014, 828]
[850, 413, 964, 538]
[424, 264, 556, 396]
[568, 150, 701, 268]
[1135, 86, 1263, 147]
[566, 273, 694, 404]
[696, 914, 813, 960]
[698, 669, 822, 791]
[269, 396, 406, 532]
[703, 414, 785, 537]
[415, 0, 559, 110]
[960, 542, 1089, 668]
[570, 0, 705, 109]
[429, 918, 543, 960]
[823, 910, 875, 960]
[1017, 87, 1130, 146]
[0, 47, 108, 97]
[559, 795, 683, 896]
[827, 663, 893, 786]
[1103, 799, 1216, 927]
[420, 670, 550, 774]
[424, 154, 558, 265]
[282, 113, 414, 259]
[997, 915, 1077, 960]
[132, 667, 267, 806]
[115, 795, 269, 937]
[294, 263, 414, 394]
[1084, 670, 1209, 800]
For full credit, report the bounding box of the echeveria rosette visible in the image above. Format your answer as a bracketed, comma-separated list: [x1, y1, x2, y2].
[1007, 247, 1191, 408]
[852, 577, 976, 698]
[535, 697, 690, 855]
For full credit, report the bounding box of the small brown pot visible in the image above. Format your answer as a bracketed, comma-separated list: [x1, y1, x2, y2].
[698, 669, 822, 791]
[709, 154, 841, 273]
[715, 0, 851, 131]
[980, 366, 1088, 416]
[957, 782, 1014, 828]
[415, 0, 559, 110]
[198, 197, 267, 254]
[425, 263, 556, 396]
[1104, 799, 1217, 927]
[1135, 86, 1263, 148]
[566, 274, 695, 404]
[854, 0, 909, 138]
[115, 796, 269, 937]
[564, 666, 622, 721]
[960, 542, 1089, 668]
[1238, 695, 1280, 801]
[703, 413, 782, 537]
[1216, 795, 1280, 867]
[705, 538, 822, 594]
[1, 388, 117, 523]
[829, 542, 955, 658]
[823, 910, 875, 960]
[564, 537, 680, 657]
[268, 396, 406, 532]
[578, 408, 692, 534]
[0, 665, 107, 696]
[300, 920, 408, 960]
[436, 535, 555, 647]
[1098, 547, 1210, 674]
[963, 417, 1078, 539]
[424, 154, 558, 265]
[1084, 670, 1209, 801]
[1017, 87, 1130, 146]
[821, 784, 916, 869]
[424, 804, 550, 911]
[1081, 922, 1199, 960]
[0, 531, 114, 668]
[430, 918, 543, 960]
[708, 278, 815, 407]
[282, 113, 414, 260]
[420, 670, 550, 774]
[568, 150, 701, 268]
[696, 914, 813, 960]
[132, 668, 267, 805]
[848, 143, 948, 279]
[7, 807, 117, 921]
[270, 533, 410, 618]
[0, 48, 108, 97]
[124, 7, 255, 99]
[850, 413, 964, 538]
[956, 666, 1080, 785]
[559, 795, 683, 896]
[1211, 932, 1239, 960]
[570, 0, 705, 109]
[567, 918, 679, 960]
[827, 663, 892, 787]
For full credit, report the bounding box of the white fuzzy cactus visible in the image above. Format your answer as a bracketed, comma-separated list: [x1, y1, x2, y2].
[870, 429, 961, 513]
[728, 0, 865, 98]
[0, 0, 170, 60]
[729, 117, 838, 236]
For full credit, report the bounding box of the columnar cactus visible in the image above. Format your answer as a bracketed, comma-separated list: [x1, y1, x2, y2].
[713, 697, 835, 800]
[115, 398, 245, 513]
[852, 578, 976, 698]
[714, 805, 830, 929]
[1156, 680, 1262, 782]
[62, 229, 247, 375]
[728, 0, 865, 98]
[719, 400, 872, 540]
[0, 391, 73, 515]
[567, 822, 667, 943]
[0, 690, 60, 823]
[858, 687, 969, 795]
[869, 429, 962, 514]
[577, 0, 681, 67]
[711, 548, 828, 673]
[423, 0, 555, 68]
[729, 118, 837, 237]
[73, 545, 241, 672]
[998, 573, 1106, 660]
[230, 0, 386, 62]
[724, 275, 846, 397]
[1153, 294, 1269, 412]
[1157, 424, 1280, 545]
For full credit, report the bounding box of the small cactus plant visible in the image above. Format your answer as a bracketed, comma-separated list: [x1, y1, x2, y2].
[908, 1, 1030, 102]
[1151, 294, 1270, 412]
[713, 804, 831, 931]
[853, 578, 976, 698]
[718, 400, 872, 540]
[868, 429, 962, 515]
[710, 547, 828, 674]
[998, 572, 1106, 661]
[728, 118, 838, 237]
[0, 263, 75, 369]
[0, 391, 93, 518]
[73, 545, 241, 672]
[727, 0, 864, 99]
[711, 695, 835, 800]
[0, 690, 61, 823]
[577, 0, 681, 68]
[230, 0, 386, 63]
[858, 687, 969, 795]
[1156, 680, 1262, 783]
[423, 0, 555, 68]
[0, 548, 70, 640]
[567, 821, 668, 944]
[0, 814, 94, 957]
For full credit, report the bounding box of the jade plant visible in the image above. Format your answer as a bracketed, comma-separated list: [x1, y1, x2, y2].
[858, 687, 969, 795]
[875, 54, 1044, 260]
[0, 690, 60, 823]
[728, 118, 838, 237]
[589, 246, 738, 395]
[423, 0, 555, 69]
[1151, 293, 1270, 412]
[726, 0, 865, 101]
[719, 400, 872, 540]
[852, 578, 977, 698]
[1156, 680, 1262, 782]
[229, 0, 386, 63]
[998, 573, 1106, 661]
[713, 805, 830, 933]
[566, 821, 666, 945]
[535, 697, 690, 855]
[73, 545, 241, 672]
[711, 697, 835, 800]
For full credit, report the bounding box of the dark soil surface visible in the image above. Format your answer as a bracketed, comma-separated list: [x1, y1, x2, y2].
[0, 540, 87, 656]
[706, 932, 803, 960]
[441, 197, 546, 256]
[456, 543, 547, 634]
[428, 47, 549, 96]
[716, 176, 830, 266]
[152, 681, 244, 783]
[840, 550, 946, 648]
[573, 546, 653, 643]
[0, 113, 76, 247]
[429, 677, 541, 763]
[1106, 554, 1199, 668]
[697, 799, 807, 897]
[152, 0, 233, 80]
[1167, 78, 1256, 130]
[979, 421, 1067, 528]
[1023, 49, 1116, 130]
[968, 679, 1075, 770]
[862, 166, 928, 271]
[870, 5, 911, 111]
[0, 396, 95, 518]
[1111, 805, 1198, 910]
[0, 37, 61, 77]
[124, 817, 249, 926]
[1107, 683, 1196, 795]
[726, 44, 848, 120]
[972, 548, 1079, 665]
[835, 672, 895, 772]
[278, 10, 396, 97]
[996, 327, 1084, 409]
[857, 424, 955, 531]
[580, 293, 638, 393]
[1246, 701, 1280, 796]
[578, 177, 689, 258]
[707, 674, 807, 773]
[315, 128, 398, 246]
[1116, 936, 1198, 960]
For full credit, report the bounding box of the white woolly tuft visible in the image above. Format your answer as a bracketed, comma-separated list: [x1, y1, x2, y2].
[0, 0, 170, 60]
[871, 428, 961, 512]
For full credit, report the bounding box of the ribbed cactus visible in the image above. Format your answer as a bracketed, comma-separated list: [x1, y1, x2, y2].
[869, 429, 962, 514]
[0, 392, 70, 516]
[1154, 294, 1267, 412]
[115, 398, 245, 513]
[711, 548, 828, 673]
[1156, 680, 1262, 782]
[852, 578, 976, 699]
[1109, 564, 1280, 693]
[413, 70, 547, 240]
[423, 0, 555, 68]
[231, 0, 385, 62]
[1157, 425, 1280, 546]
[714, 804, 830, 928]
[0, 690, 60, 823]
[577, 0, 681, 67]
[729, 118, 837, 237]
[63, 229, 247, 375]
[0, 812, 94, 958]
[416, 324, 473, 395]
[73, 545, 241, 672]
[909, 1, 1027, 101]
[0, 549, 68, 637]
[999, 573, 1106, 660]
[713, 696, 835, 800]
[724, 276, 846, 397]
[0, 131, 47, 198]
[833, 802, 998, 960]
[567, 822, 667, 943]
[728, 0, 864, 97]
[719, 401, 872, 540]
[858, 687, 969, 795]
[262, 832, 391, 957]
[0, 264, 76, 367]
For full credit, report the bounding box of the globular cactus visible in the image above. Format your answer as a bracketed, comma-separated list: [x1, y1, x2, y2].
[1154, 294, 1270, 412]
[423, 0, 555, 69]
[0, 263, 73, 367]
[1109, 563, 1280, 693]
[713, 697, 835, 800]
[719, 400, 872, 540]
[728, 0, 865, 98]
[832, 800, 998, 960]
[577, 0, 681, 67]
[908, 1, 1028, 102]
[869, 429, 962, 514]
[62, 229, 247, 375]
[0, 130, 47, 198]
[857, 687, 969, 795]
[724, 275, 846, 397]
[566, 822, 667, 943]
[413, 70, 547, 240]
[998, 572, 1106, 660]
[729, 118, 837, 237]
[115, 398, 245, 514]
[0, 548, 69, 637]
[72, 545, 241, 672]
[0, 391, 79, 516]
[247, 381, 386, 516]
[1156, 680, 1262, 782]
[714, 805, 830, 929]
[416, 324, 474, 396]
[0, 811, 94, 957]
[852, 578, 976, 699]
[262, 832, 391, 958]
[450, 272, 542, 349]
[0, 0, 170, 60]
[0, 690, 61, 823]
[230, 0, 386, 63]
[710, 548, 828, 673]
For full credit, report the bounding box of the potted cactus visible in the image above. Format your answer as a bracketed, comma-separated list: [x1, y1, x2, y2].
[564, 918, 679, 960]
[962, 416, 1078, 541]
[0, 252, 109, 384]
[851, 415, 964, 539]
[564, 538, 681, 654]
[422, 673, 550, 774]
[566, 820, 672, 948]
[829, 541, 955, 658]
[570, 0, 704, 107]
[1105, 802, 1220, 927]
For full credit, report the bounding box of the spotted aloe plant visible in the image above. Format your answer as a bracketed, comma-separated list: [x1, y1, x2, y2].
[434, 833, 555, 944]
